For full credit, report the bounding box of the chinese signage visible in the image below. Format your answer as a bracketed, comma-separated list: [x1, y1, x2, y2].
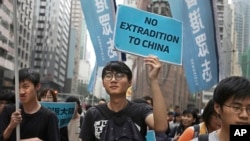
[40, 102, 75, 128]
[81, 0, 119, 66]
[168, 0, 219, 93]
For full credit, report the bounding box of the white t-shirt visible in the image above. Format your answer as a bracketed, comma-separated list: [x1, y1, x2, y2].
[169, 121, 180, 131]
[192, 131, 219, 141]
[68, 118, 82, 141]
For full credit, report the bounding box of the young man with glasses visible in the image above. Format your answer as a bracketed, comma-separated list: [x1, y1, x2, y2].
[192, 76, 250, 141]
[80, 56, 168, 141]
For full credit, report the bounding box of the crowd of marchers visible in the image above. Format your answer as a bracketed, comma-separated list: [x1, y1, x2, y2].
[0, 55, 250, 141]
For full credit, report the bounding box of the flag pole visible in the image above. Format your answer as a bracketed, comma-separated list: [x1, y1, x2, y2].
[13, 0, 20, 140]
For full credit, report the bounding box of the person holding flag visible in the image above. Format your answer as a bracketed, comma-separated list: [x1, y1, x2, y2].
[0, 68, 60, 141]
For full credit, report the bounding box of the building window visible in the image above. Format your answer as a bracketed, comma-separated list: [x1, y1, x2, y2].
[26, 43, 29, 50]
[0, 34, 8, 44]
[1, 19, 9, 30]
[1, 4, 11, 16]
[18, 36, 22, 46]
[18, 48, 21, 56]
[25, 53, 28, 61]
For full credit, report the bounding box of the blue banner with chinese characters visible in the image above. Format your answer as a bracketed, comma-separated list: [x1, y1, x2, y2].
[168, 0, 219, 93]
[81, 0, 119, 66]
[40, 102, 75, 128]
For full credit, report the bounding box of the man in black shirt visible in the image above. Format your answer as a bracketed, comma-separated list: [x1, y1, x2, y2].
[0, 68, 60, 141]
[80, 56, 168, 141]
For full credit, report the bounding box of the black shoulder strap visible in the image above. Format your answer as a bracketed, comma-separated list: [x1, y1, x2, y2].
[193, 124, 200, 138]
[197, 134, 209, 141]
[80, 116, 84, 127]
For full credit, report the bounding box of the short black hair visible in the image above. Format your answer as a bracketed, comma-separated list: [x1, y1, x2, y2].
[99, 98, 106, 102]
[66, 96, 80, 105]
[168, 111, 174, 116]
[14, 68, 40, 86]
[102, 61, 132, 81]
[213, 76, 250, 106]
[182, 108, 199, 124]
[0, 90, 15, 103]
[132, 98, 148, 104]
[202, 99, 216, 127]
[143, 96, 153, 106]
[65, 96, 82, 114]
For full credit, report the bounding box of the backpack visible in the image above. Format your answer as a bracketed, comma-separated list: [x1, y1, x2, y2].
[193, 124, 200, 138]
[80, 116, 83, 127]
[197, 134, 209, 141]
[95, 104, 145, 141]
[193, 124, 209, 141]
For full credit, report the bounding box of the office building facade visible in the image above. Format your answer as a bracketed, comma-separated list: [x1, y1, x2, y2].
[31, 0, 72, 92]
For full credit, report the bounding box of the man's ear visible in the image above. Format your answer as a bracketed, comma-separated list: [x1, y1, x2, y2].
[36, 83, 41, 91]
[128, 80, 132, 85]
[214, 102, 221, 115]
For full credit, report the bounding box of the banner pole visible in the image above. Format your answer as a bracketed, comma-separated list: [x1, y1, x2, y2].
[13, 0, 20, 140]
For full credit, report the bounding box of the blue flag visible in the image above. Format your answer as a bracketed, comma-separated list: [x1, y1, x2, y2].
[81, 0, 119, 66]
[168, 0, 219, 93]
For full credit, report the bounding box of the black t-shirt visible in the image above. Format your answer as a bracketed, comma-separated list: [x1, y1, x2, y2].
[79, 101, 152, 141]
[0, 104, 60, 141]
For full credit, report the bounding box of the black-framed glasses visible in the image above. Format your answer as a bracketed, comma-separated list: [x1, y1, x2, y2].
[223, 104, 250, 115]
[104, 72, 125, 81]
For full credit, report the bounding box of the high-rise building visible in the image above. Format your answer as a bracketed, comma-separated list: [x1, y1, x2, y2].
[218, 0, 242, 78]
[64, 0, 84, 94]
[77, 17, 90, 88]
[68, 0, 91, 95]
[31, 0, 72, 92]
[232, 0, 250, 54]
[0, 0, 15, 89]
[0, 0, 34, 90]
[18, 0, 34, 69]
[230, 0, 250, 77]
[220, 0, 234, 79]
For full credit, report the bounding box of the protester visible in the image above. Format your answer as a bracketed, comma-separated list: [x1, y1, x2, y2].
[0, 68, 59, 141]
[39, 88, 68, 141]
[168, 112, 181, 131]
[0, 90, 15, 115]
[167, 108, 199, 141]
[132, 98, 148, 104]
[143, 95, 153, 107]
[174, 105, 181, 115]
[192, 76, 250, 141]
[79, 56, 168, 140]
[60, 96, 83, 141]
[178, 99, 221, 141]
[98, 98, 106, 105]
[39, 88, 57, 102]
[133, 97, 169, 141]
[167, 111, 175, 122]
